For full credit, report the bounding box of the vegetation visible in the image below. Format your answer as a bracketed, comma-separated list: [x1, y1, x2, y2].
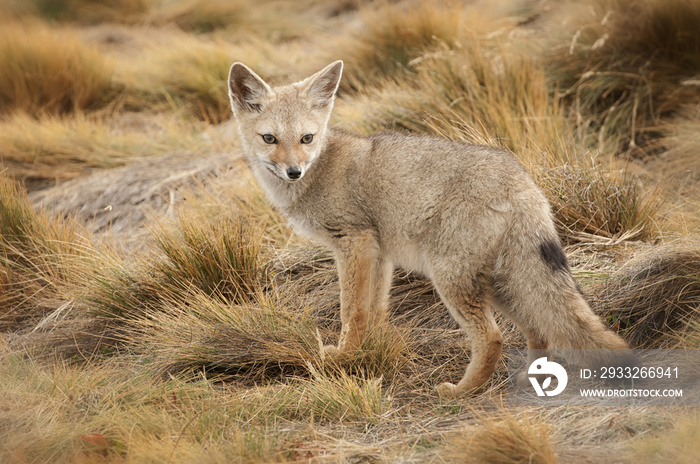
[0, 21, 114, 115]
[1, 0, 699, 462]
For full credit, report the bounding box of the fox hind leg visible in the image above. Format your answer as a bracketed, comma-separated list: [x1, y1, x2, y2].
[518, 329, 551, 387]
[433, 274, 503, 398]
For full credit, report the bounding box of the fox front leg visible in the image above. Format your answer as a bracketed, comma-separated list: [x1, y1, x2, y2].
[323, 232, 391, 357]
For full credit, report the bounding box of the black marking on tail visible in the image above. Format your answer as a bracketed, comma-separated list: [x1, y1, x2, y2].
[539, 240, 569, 273]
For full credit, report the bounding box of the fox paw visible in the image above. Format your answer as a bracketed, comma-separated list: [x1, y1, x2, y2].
[436, 382, 458, 399]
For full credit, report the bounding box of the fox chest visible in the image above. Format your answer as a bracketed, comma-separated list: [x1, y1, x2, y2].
[285, 213, 339, 248]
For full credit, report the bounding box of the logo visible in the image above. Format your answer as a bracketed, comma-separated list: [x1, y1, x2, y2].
[528, 357, 568, 397]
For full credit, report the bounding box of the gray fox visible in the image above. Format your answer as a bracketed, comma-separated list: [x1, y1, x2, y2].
[227, 60, 631, 397]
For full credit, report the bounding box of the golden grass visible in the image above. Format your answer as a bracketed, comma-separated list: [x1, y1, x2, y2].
[629, 415, 700, 464]
[333, 0, 463, 92]
[447, 412, 557, 464]
[13, 0, 155, 23]
[152, 209, 267, 302]
[298, 366, 393, 424]
[538, 164, 663, 242]
[83, 209, 268, 323]
[147, 0, 246, 33]
[0, 174, 87, 331]
[0, 21, 113, 116]
[336, 46, 556, 152]
[0, 344, 301, 463]
[116, 35, 289, 123]
[595, 244, 700, 348]
[0, 112, 219, 187]
[657, 115, 700, 185]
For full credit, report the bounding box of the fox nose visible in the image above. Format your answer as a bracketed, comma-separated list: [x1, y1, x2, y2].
[286, 166, 302, 179]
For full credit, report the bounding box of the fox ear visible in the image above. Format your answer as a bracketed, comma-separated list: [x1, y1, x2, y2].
[302, 60, 343, 108]
[228, 62, 272, 113]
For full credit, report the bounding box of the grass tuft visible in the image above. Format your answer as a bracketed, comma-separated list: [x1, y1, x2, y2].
[0, 174, 85, 331]
[334, 1, 462, 92]
[595, 244, 700, 347]
[0, 21, 113, 116]
[127, 291, 322, 380]
[298, 366, 393, 424]
[152, 210, 266, 304]
[539, 164, 662, 242]
[447, 412, 557, 464]
[84, 210, 267, 320]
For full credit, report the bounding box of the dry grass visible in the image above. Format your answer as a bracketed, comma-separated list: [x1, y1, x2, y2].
[83, 210, 268, 323]
[334, 1, 463, 93]
[0, 113, 211, 188]
[0, 21, 114, 116]
[447, 412, 557, 464]
[4, 0, 239, 30]
[115, 36, 233, 122]
[626, 414, 700, 464]
[0, 174, 87, 332]
[547, 0, 700, 157]
[539, 164, 662, 242]
[13, 0, 155, 23]
[4, 0, 323, 38]
[146, 0, 246, 33]
[0, 343, 303, 463]
[655, 115, 700, 186]
[116, 35, 290, 123]
[594, 244, 700, 348]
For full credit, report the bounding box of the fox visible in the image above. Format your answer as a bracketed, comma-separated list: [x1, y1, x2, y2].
[226, 60, 633, 397]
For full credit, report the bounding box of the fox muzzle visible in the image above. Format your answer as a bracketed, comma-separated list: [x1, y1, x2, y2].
[286, 166, 302, 180]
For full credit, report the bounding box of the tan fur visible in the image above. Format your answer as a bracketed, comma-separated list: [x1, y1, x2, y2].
[227, 61, 632, 397]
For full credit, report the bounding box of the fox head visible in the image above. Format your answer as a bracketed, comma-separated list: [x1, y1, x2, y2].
[227, 61, 343, 182]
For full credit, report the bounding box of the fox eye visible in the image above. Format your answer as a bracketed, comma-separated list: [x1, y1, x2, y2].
[300, 134, 314, 144]
[262, 134, 277, 144]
